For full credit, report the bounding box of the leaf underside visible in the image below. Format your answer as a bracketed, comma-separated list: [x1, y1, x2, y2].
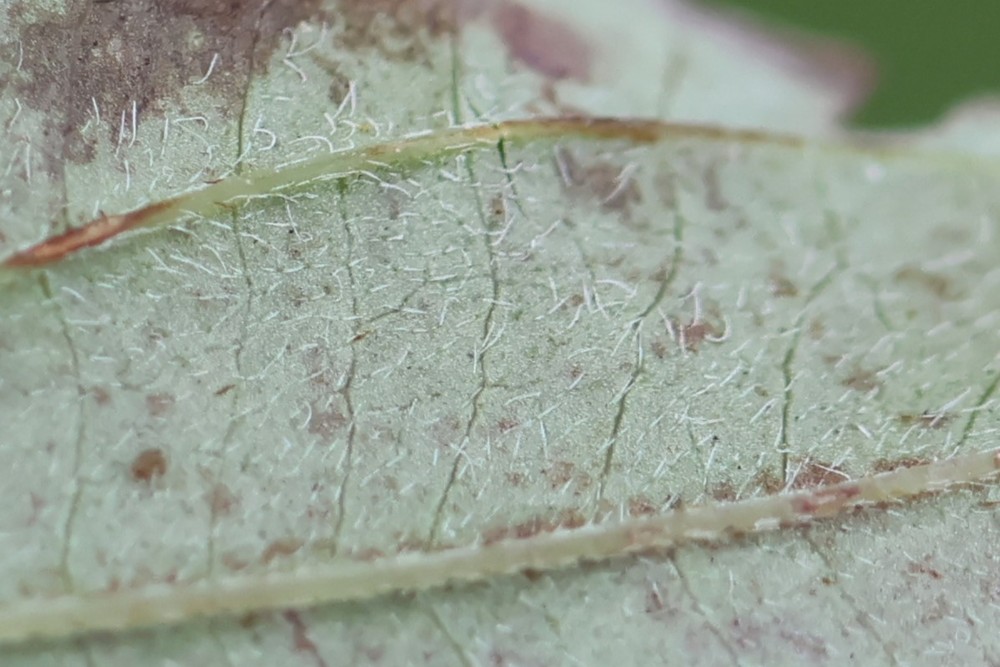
[1, 0, 999, 664]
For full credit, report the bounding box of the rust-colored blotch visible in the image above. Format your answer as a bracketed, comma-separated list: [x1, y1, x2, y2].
[131, 448, 168, 483]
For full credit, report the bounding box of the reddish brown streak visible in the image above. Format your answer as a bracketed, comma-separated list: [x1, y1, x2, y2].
[2, 198, 177, 268]
[0, 118, 799, 269]
[791, 484, 861, 517]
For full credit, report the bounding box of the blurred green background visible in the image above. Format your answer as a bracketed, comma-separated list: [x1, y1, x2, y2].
[703, 0, 1000, 127]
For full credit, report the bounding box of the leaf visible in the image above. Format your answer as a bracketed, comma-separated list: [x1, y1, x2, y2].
[2, 1, 999, 665]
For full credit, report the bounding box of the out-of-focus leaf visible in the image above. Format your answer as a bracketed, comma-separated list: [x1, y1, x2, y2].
[1, 1, 998, 665]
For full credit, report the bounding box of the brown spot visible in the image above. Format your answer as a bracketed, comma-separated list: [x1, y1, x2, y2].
[543, 461, 573, 488]
[351, 547, 386, 562]
[842, 367, 881, 393]
[650, 338, 668, 359]
[701, 163, 727, 212]
[898, 411, 953, 430]
[497, 418, 519, 434]
[788, 460, 849, 490]
[644, 586, 666, 614]
[145, 392, 175, 417]
[554, 147, 642, 219]
[221, 552, 250, 572]
[520, 567, 544, 582]
[769, 273, 799, 298]
[628, 496, 657, 517]
[349, 330, 373, 344]
[302, 347, 337, 390]
[307, 400, 348, 439]
[488, 194, 507, 224]
[214, 383, 236, 397]
[894, 264, 958, 300]
[262, 537, 305, 565]
[333, 0, 460, 63]
[491, 1, 592, 82]
[676, 319, 721, 353]
[283, 610, 329, 667]
[710, 481, 738, 503]
[505, 471, 527, 487]
[481, 509, 586, 545]
[871, 457, 930, 474]
[89, 386, 112, 406]
[807, 318, 825, 340]
[208, 482, 238, 516]
[25, 492, 45, 527]
[432, 415, 464, 446]
[907, 557, 944, 580]
[752, 468, 784, 495]
[130, 448, 168, 483]
[790, 483, 861, 518]
[238, 612, 262, 629]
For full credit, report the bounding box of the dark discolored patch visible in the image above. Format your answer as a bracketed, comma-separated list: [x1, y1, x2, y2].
[4, 0, 327, 165]
[349, 329, 373, 344]
[89, 386, 112, 406]
[307, 399, 348, 439]
[351, 547, 387, 562]
[893, 264, 960, 300]
[487, 193, 507, 227]
[496, 417, 519, 434]
[628, 496, 657, 517]
[130, 447, 168, 483]
[145, 392, 175, 417]
[542, 461, 574, 489]
[841, 367, 881, 393]
[898, 411, 953, 430]
[283, 610, 329, 667]
[222, 552, 250, 572]
[554, 147, 642, 220]
[332, 0, 461, 63]
[790, 484, 861, 517]
[261, 537, 305, 564]
[807, 318, 825, 341]
[710, 481, 738, 503]
[701, 163, 728, 212]
[907, 557, 944, 580]
[669, 317, 722, 353]
[431, 414, 465, 447]
[541, 460, 592, 494]
[752, 467, 784, 495]
[302, 347, 338, 390]
[788, 459, 849, 490]
[490, 1, 592, 82]
[481, 508, 586, 545]
[644, 586, 666, 614]
[768, 273, 799, 298]
[871, 456, 930, 474]
[505, 471, 527, 487]
[207, 482, 239, 516]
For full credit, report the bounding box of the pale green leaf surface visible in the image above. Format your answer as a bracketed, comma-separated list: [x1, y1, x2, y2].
[1, 1, 999, 665]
